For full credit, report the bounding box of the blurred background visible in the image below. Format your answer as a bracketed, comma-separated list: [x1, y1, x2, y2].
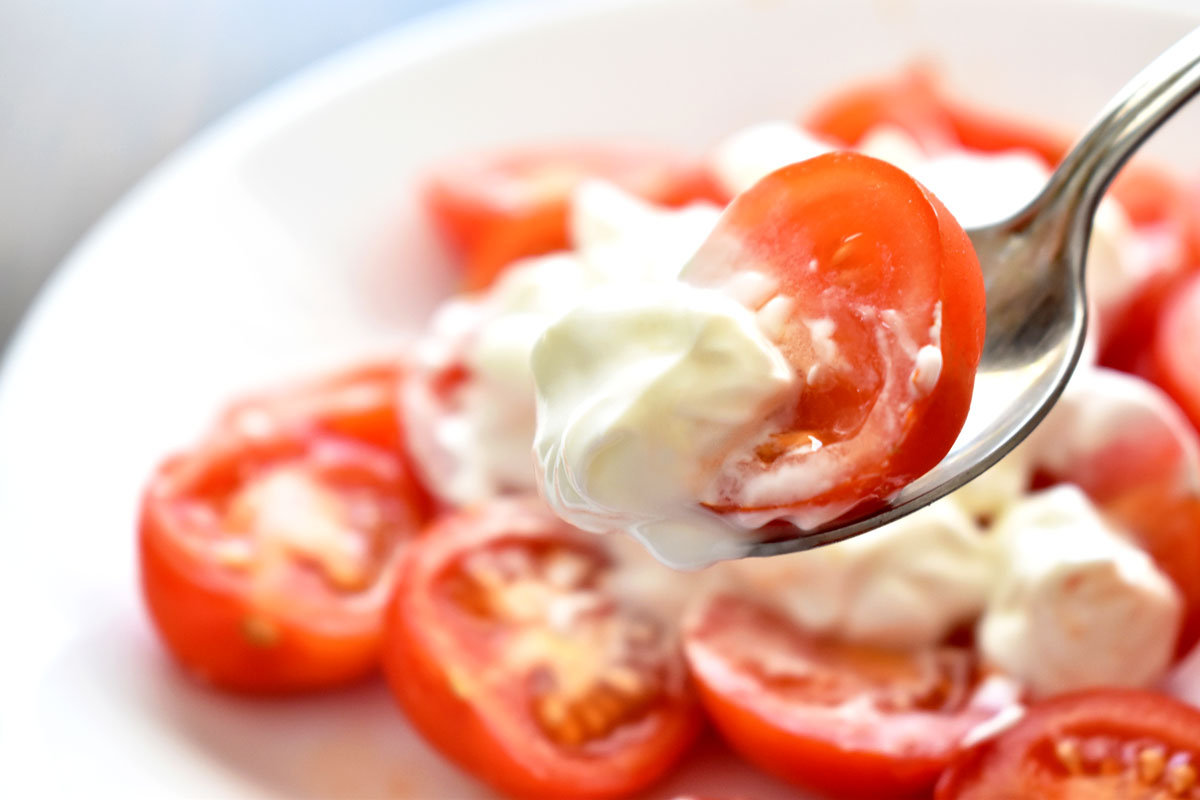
[0, 0, 460, 351]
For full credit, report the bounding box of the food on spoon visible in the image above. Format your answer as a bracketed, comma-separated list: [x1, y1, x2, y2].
[381, 497, 701, 800]
[534, 152, 986, 563]
[139, 363, 433, 692]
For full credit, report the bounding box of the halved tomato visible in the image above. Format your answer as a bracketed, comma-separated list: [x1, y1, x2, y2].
[425, 143, 726, 291]
[937, 689, 1200, 799]
[382, 498, 701, 799]
[139, 363, 434, 693]
[1154, 271, 1200, 432]
[682, 152, 985, 527]
[683, 591, 1021, 799]
[804, 67, 1070, 167]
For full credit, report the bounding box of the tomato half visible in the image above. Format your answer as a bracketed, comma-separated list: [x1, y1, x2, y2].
[1154, 272, 1200, 433]
[804, 67, 1069, 167]
[140, 363, 434, 693]
[425, 143, 726, 291]
[684, 591, 1021, 799]
[937, 689, 1200, 799]
[382, 498, 701, 800]
[682, 152, 985, 527]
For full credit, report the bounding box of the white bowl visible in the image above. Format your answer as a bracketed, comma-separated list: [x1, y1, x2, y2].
[2, 0, 1198, 796]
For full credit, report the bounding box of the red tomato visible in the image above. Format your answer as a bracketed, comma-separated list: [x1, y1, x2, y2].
[805, 67, 1070, 167]
[682, 152, 985, 526]
[140, 363, 434, 693]
[382, 498, 701, 800]
[1100, 167, 1200, 375]
[1155, 272, 1200, 432]
[684, 592, 1021, 799]
[936, 689, 1200, 799]
[425, 144, 726, 291]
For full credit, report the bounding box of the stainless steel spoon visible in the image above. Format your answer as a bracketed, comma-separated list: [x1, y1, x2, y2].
[744, 25, 1200, 558]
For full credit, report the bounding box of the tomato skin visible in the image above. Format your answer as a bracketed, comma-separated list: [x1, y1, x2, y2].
[684, 592, 1018, 800]
[936, 689, 1200, 799]
[685, 152, 984, 523]
[425, 144, 726, 291]
[1154, 272, 1200, 432]
[140, 364, 433, 694]
[805, 67, 1069, 167]
[382, 499, 702, 800]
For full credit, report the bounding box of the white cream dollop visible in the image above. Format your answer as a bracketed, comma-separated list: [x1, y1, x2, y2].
[725, 498, 1001, 647]
[531, 281, 796, 568]
[402, 253, 603, 505]
[978, 485, 1182, 697]
[403, 183, 721, 506]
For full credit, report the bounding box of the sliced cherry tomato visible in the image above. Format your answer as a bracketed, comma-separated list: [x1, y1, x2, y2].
[382, 498, 701, 800]
[936, 689, 1200, 799]
[425, 143, 726, 291]
[682, 152, 985, 527]
[805, 67, 1070, 167]
[140, 363, 434, 693]
[805, 68, 959, 153]
[1154, 272, 1200, 433]
[683, 591, 1021, 799]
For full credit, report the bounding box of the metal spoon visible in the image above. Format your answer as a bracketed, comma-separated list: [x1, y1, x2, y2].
[744, 25, 1200, 558]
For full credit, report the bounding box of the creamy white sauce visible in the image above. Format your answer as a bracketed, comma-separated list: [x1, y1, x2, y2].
[531, 281, 797, 568]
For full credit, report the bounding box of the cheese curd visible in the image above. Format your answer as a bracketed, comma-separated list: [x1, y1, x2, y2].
[978, 485, 1182, 698]
[724, 498, 1001, 648]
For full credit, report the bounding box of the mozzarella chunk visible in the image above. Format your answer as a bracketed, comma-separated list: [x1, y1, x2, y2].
[978, 485, 1181, 697]
[725, 499, 1001, 647]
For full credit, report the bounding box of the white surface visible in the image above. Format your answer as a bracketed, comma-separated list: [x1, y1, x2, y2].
[2, 0, 1200, 796]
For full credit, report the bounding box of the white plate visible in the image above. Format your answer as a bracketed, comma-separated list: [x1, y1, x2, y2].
[2, 0, 1199, 796]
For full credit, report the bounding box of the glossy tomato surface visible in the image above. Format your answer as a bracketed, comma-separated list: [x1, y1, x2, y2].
[140, 363, 434, 693]
[382, 498, 701, 800]
[937, 689, 1200, 799]
[683, 591, 1020, 799]
[683, 152, 985, 526]
[425, 143, 725, 291]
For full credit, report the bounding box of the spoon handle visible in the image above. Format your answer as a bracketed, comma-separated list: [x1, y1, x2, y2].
[1034, 25, 1200, 254]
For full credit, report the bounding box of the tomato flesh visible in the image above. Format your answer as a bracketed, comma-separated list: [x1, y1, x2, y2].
[683, 591, 1020, 799]
[682, 152, 984, 526]
[382, 498, 701, 800]
[139, 363, 433, 693]
[937, 689, 1200, 799]
[425, 144, 726, 291]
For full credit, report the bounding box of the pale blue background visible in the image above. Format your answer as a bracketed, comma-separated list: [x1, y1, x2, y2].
[0, 0, 461, 349]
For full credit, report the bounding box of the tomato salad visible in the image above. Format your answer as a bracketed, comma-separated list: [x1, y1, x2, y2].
[139, 70, 1200, 798]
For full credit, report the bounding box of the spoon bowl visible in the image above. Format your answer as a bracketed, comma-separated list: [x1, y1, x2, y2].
[743, 25, 1200, 558]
